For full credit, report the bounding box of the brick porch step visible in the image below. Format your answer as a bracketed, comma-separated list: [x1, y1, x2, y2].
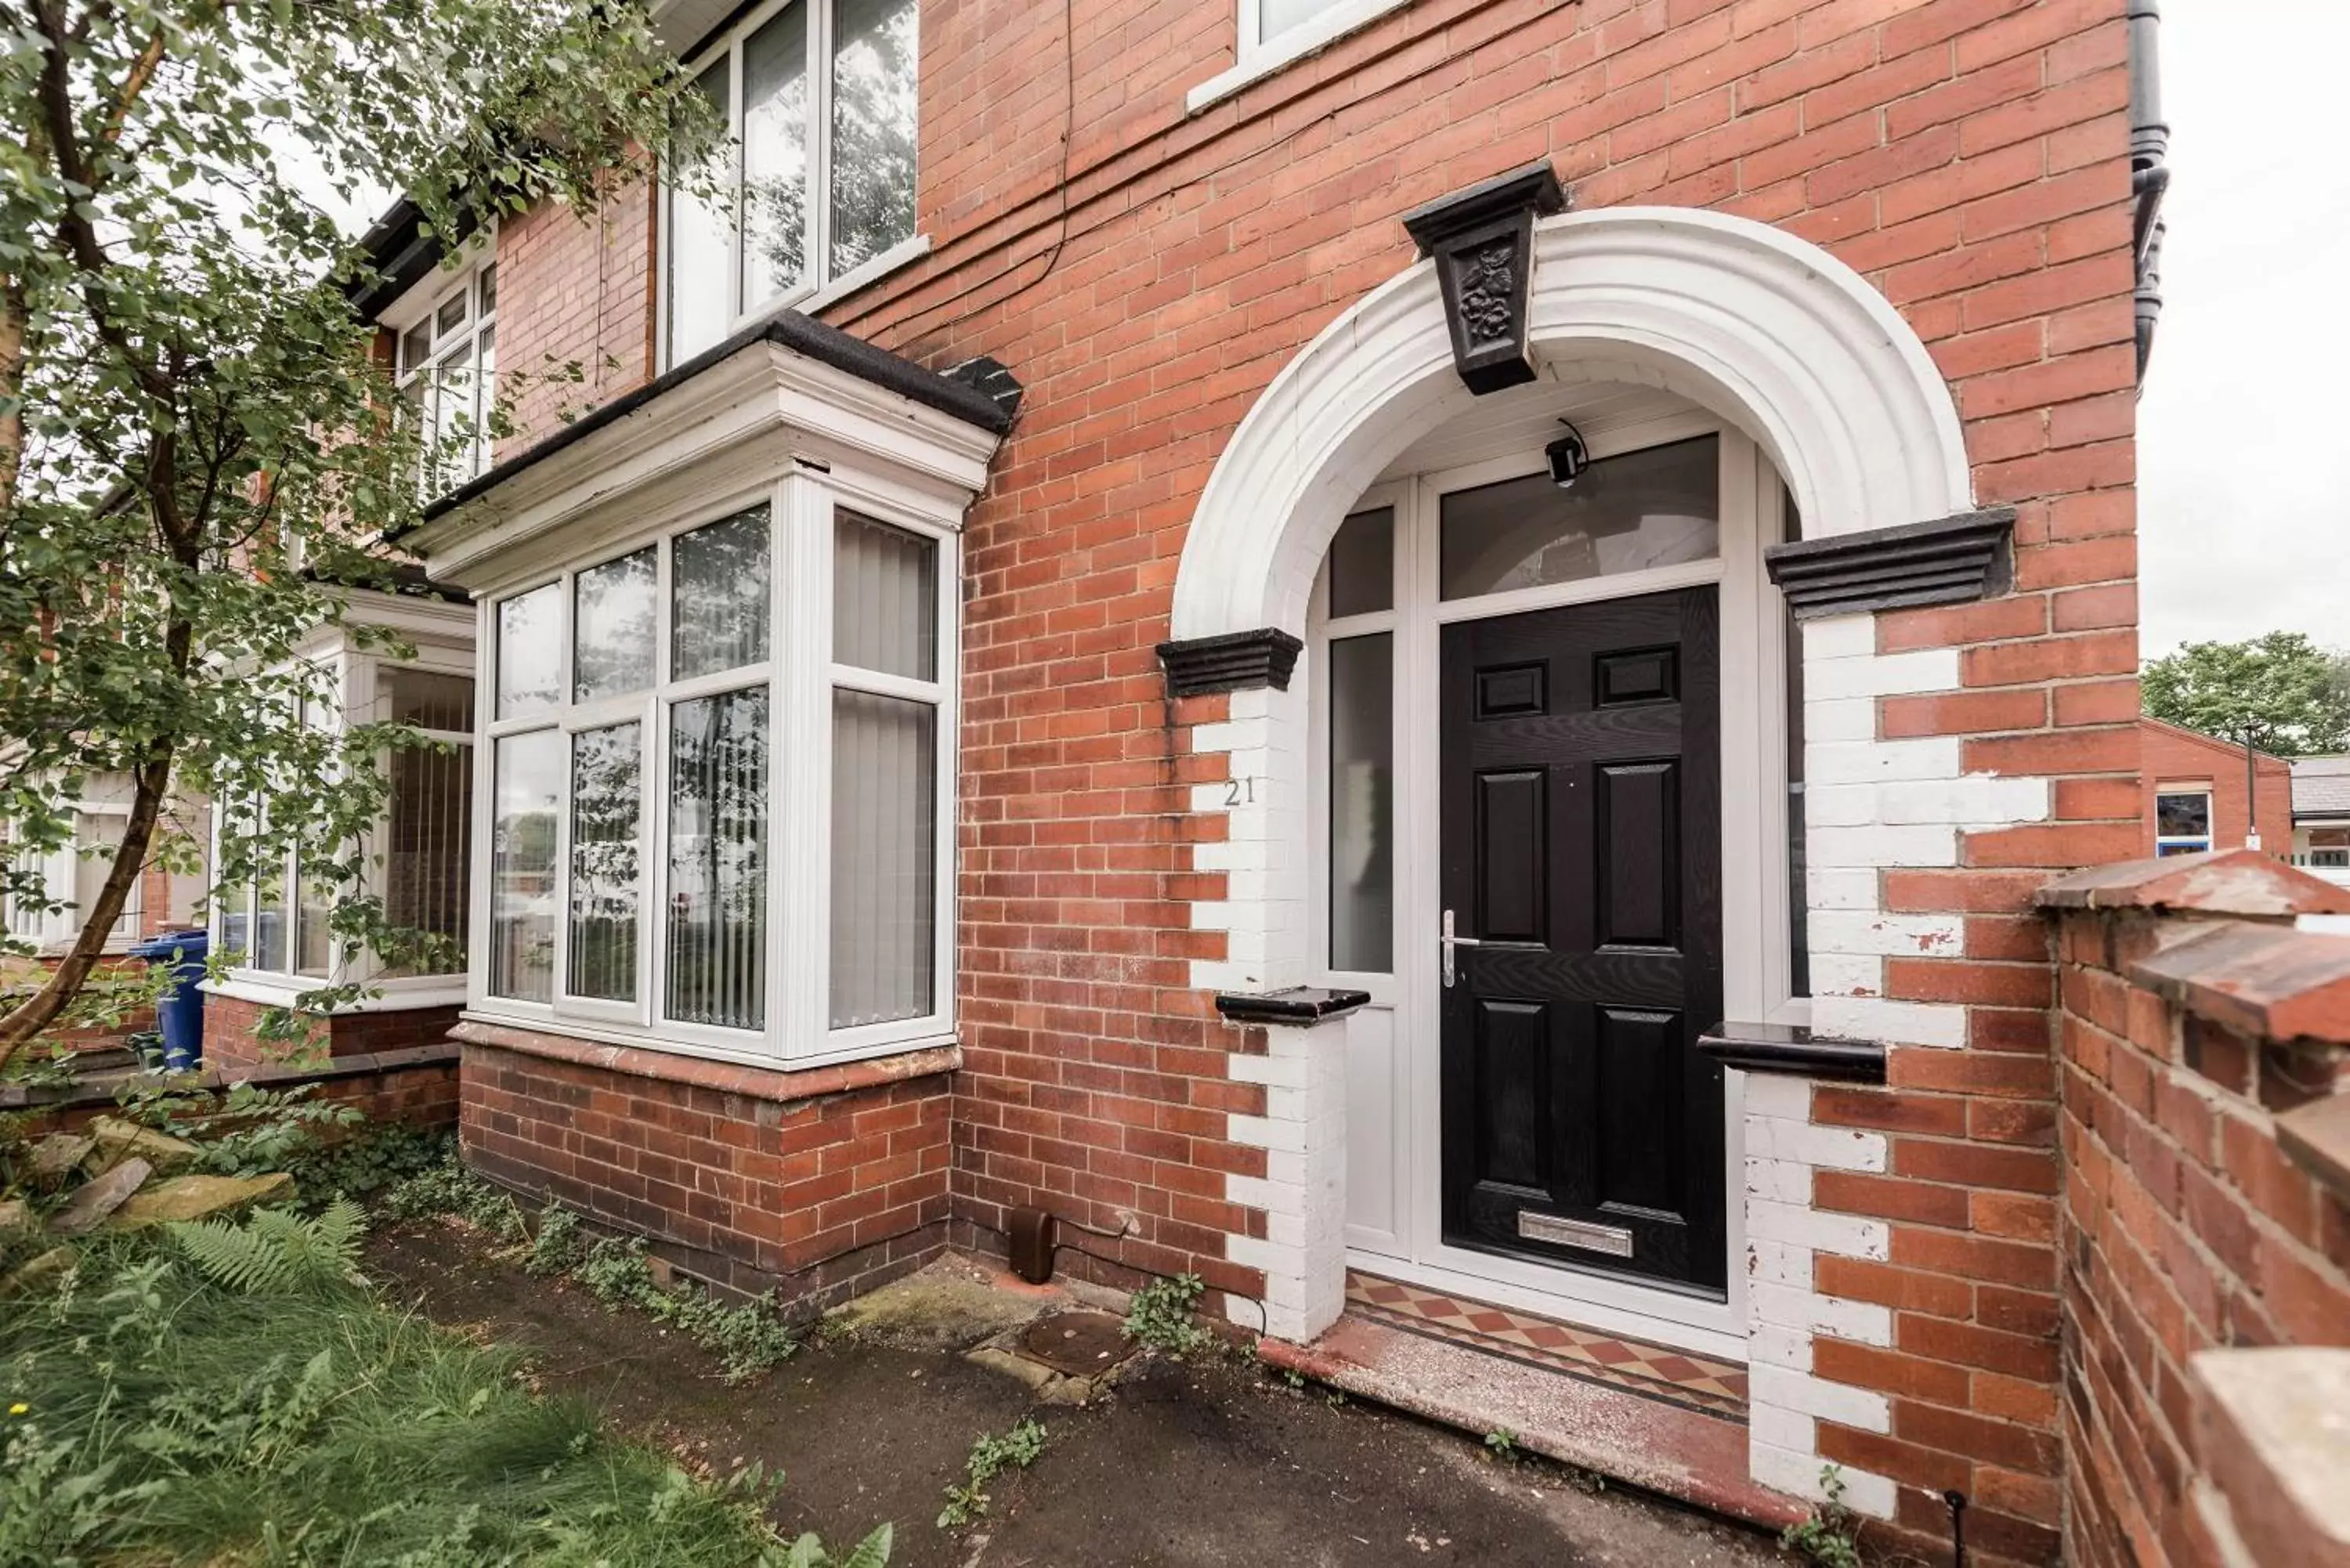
[1257, 1311, 1806, 1535]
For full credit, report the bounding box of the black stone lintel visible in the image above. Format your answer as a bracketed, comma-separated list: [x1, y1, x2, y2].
[1215, 986, 1372, 1027]
[1400, 161, 1568, 396]
[1764, 508, 2017, 620]
[1157, 627, 1304, 697]
[1697, 1021, 1887, 1084]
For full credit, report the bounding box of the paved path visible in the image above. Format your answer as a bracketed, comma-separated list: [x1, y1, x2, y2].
[368, 1229, 1786, 1568]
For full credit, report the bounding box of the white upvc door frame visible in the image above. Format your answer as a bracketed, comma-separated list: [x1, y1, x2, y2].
[1308, 411, 1804, 1360]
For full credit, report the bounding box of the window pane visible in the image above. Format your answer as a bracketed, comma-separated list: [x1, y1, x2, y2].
[667, 62, 736, 363]
[830, 0, 918, 276]
[1260, 0, 1342, 42]
[73, 813, 139, 943]
[1439, 435, 1720, 601]
[2157, 792, 2212, 839]
[478, 262, 497, 315]
[569, 724, 642, 1002]
[834, 510, 935, 680]
[573, 547, 658, 702]
[382, 667, 474, 734]
[490, 731, 562, 1002]
[672, 506, 771, 680]
[296, 863, 331, 977]
[831, 688, 935, 1028]
[497, 583, 562, 718]
[667, 690, 768, 1030]
[1325, 505, 1394, 619]
[1327, 634, 1393, 973]
[400, 322, 432, 375]
[435, 287, 468, 338]
[1784, 597, 1810, 1000]
[385, 741, 473, 977]
[255, 858, 287, 970]
[743, 1, 810, 308]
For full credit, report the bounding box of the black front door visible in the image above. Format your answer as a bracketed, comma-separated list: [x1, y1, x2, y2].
[1438, 587, 1726, 1295]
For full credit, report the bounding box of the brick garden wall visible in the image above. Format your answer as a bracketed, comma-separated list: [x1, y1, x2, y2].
[457, 1024, 956, 1311]
[202, 993, 462, 1076]
[2040, 855, 2350, 1568]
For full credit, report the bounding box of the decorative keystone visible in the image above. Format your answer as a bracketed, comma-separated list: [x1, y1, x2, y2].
[1157, 628, 1304, 696]
[1764, 508, 2016, 620]
[2127, 920, 2350, 1048]
[1400, 161, 1568, 396]
[2039, 850, 2350, 920]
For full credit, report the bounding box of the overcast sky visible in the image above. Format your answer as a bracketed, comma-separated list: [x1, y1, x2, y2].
[2135, 1, 2350, 658]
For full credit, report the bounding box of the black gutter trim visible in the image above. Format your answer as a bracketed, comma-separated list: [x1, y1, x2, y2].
[301, 561, 471, 605]
[411, 312, 1017, 531]
[345, 197, 472, 323]
[1697, 1021, 1887, 1084]
[1214, 987, 1372, 1027]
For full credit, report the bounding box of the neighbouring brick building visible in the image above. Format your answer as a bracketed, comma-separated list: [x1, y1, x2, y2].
[359, 0, 2350, 1561]
[2135, 716, 2290, 863]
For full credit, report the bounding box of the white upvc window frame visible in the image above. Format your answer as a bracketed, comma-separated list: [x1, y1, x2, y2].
[383, 241, 500, 495]
[659, 0, 927, 370]
[1186, 0, 1414, 114]
[4, 786, 146, 956]
[208, 636, 479, 1011]
[2154, 786, 2216, 857]
[468, 465, 960, 1071]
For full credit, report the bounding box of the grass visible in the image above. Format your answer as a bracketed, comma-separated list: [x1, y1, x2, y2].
[0, 1216, 877, 1567]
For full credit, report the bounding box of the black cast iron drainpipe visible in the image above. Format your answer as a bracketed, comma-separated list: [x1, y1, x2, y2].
[2130, 0, 2170, 386]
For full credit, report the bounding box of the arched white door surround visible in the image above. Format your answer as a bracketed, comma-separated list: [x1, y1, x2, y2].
[1170, 205, 1972, 646]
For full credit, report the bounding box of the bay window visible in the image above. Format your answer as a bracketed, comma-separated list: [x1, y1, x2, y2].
[664, 0, 921, 365]
[213, 625, 476, 1006]
[5, 791, 144, 952]
[475, 482, 955, 1067]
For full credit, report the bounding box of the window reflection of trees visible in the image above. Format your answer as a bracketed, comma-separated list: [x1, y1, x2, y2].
[573, 549, 657, 702]
[743, 2, 809, 304]
[671, 507, 771, 681]
[568, 724, 642, 1002]
[827, 0, 917, 276]
[491, 732, 562, 1003]
[666, 690, 768, 1030]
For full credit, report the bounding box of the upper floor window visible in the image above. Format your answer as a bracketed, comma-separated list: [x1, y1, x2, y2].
[392, 258, 498, 493]
[2155, 789, 2214, 856]
[666, 0, 920, 363]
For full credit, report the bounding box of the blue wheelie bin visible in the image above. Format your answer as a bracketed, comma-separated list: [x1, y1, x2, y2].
[129, 928, 210, 1071]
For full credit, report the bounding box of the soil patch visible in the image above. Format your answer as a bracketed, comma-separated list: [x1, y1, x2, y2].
[367, 1226, 1786, 1568]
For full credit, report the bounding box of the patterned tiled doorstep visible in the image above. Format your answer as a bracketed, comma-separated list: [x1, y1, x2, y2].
[1344, 1271, 1749, 1421]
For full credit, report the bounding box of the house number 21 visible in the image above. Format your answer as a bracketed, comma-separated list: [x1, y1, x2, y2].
[1223, 776, 1257, 807]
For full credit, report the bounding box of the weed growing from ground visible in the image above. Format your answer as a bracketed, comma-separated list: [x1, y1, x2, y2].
[1781, 1465, 1864, 1568]
[570, 1234, 799, 1386]
[379, 1151, 526, 1241]
[1484, 1428, 1520, 1461]
[937, 1418, 1047, 1529]
[1123, 1272, 1215, 1357]
[526, 1203, 585, 1277]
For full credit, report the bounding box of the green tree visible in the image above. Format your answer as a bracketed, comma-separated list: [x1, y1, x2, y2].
[2142, 632, 2350, 757]
[0, 0, 711, 1070]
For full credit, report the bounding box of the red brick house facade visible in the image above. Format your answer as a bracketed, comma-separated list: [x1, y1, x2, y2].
[2136, 715, 2290, 862]
[376, 1, 2350, 1562]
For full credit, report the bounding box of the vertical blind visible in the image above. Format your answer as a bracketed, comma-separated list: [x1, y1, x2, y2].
[830, 509, 938, 1028]
[666, 690, 768, 1029]
[568, 723, 642, 1001]
[383, 668, 475, 978]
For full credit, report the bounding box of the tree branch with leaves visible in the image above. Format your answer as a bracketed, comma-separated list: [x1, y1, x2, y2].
[0, 0, 711, 1071]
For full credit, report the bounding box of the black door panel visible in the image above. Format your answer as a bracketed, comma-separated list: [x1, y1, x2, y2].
[1439, 587, 1726, 1295]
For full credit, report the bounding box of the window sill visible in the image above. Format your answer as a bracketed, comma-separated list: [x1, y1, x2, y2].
[450, 1016, 960, 1104]
[1184, 0, 1415, 115]
[677, 235, 933, 370]
[201, 974, 469, 1013]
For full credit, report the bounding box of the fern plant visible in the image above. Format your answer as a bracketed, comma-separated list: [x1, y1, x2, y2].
[167, 1199, 367, 1295]
[777, 1523, 892, 1566]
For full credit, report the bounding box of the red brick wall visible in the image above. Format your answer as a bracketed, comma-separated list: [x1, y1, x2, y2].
[2138, 717, 2293, 860]
[2044, 865, 2350, 1567]
[459, 1028, 955, 1310]
[9, 1046, 458, 1138]
[477, 0, 2142, 1330]
[494, 182, 656, 455]
[203, 994, 461, 1075]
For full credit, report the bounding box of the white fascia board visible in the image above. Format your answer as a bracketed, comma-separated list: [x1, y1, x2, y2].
[410, 341, 1001, 593]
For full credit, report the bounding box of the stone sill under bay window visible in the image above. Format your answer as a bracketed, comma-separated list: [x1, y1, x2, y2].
[404, 316, 1007, 1078]
[452, 1017, 957, 1100]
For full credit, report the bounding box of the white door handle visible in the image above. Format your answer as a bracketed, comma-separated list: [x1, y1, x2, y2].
[1441, 909, 1482, 987]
